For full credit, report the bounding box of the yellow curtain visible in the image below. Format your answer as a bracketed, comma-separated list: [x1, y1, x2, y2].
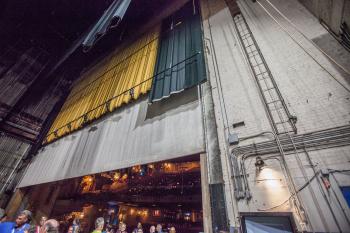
[46, 25, 160, 143]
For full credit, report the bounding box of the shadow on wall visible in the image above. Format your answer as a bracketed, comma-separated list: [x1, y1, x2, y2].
[146, 87, 199, 119]
[200, 0, 228, 21]
[312, 33, 350, 86]
[133, 87, 199, 130]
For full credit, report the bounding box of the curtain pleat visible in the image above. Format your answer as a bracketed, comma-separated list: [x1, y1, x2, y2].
[150, 2, 206, 102]
[46, 26, 160, 143]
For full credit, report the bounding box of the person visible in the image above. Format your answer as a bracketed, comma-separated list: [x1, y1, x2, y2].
[116, 222, 127, 233]
[149, 226, 155, 233]
[155, 224, 163, 233]
[132, 222, 142, 233]
[67, 226, 73, 233]
[33, 216, 47, 233]
[169, 227, 176, 233]
[91, 217, 105, 233]
[41, 219, 60, 233]
[72, 218, 80, 233]
[105, 224, 114, 233]
[0, 210, 32, 233]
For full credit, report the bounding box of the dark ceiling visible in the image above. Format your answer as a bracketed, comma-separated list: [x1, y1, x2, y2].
[0, 0, 114, 144]
[0, 0, 113, 54]
[0, 0, 180, 144]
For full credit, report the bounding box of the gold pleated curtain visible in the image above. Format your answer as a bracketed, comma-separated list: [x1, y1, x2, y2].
[46, 25, 160, 143]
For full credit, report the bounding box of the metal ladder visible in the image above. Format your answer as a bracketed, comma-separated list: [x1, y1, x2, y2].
[233, 13, 297, 135]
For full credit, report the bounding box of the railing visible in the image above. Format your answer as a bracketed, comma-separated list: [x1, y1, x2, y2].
[44, 52, 202, 144]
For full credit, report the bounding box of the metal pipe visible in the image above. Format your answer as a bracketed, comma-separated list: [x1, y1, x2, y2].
[232, 126, 348, 232]
[234, 127, 350, 155]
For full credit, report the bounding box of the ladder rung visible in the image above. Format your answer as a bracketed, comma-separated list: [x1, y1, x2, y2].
[257, 73, 269, 80]
[267, 100, 281, 104]
[275, 120, 289, 125]
[241, 33, 251, 38]
[252, 62, 264, 68]
[270, 106, 284, 111]
[258, 77, 268, 81]
[262, 87, 275, 92]
[245, 44, 254, 48]
[248, 51, 258, 57]
[257, 71, 268, 76]
[239, 28, 248, 34]
[277, 130, 295, 135]
[235, 19, 243, 24]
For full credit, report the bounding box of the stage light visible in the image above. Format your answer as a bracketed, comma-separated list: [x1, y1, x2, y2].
[114, 172, 121, 180]
[153, 210, 160, 216]
[122, 174, 128, 180]
[255, 156, 265, 170]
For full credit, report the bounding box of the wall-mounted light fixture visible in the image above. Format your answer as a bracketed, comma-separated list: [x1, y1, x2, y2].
[255, 156, 265, 170]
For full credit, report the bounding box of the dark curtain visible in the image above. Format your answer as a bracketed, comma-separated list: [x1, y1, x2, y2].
[150, 0, 206, 102]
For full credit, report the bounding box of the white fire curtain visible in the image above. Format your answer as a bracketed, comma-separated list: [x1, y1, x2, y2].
[19, 97, 204, 187]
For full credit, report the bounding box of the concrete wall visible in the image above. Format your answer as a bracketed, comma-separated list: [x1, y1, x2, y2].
[299, 0, 350, 36]
[200, 0, 350, 232]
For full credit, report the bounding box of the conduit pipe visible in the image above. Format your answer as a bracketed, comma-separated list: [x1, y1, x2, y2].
[229, 125, 350, 232]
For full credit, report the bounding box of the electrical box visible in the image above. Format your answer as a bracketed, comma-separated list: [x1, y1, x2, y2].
[228, 133, 239, 145]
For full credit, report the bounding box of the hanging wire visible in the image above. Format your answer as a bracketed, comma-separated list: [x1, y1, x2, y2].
[262, 0, 350, 76]
[255, 0, 350, 93]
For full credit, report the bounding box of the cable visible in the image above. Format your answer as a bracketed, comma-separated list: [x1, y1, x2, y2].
[255, 0, 350, 93]
[257, 170, 320, 211]
[329, 169, 350, 174]
[234, 3, 312, 229]
[205, 0, 240, 225]
[262, 0, 350, 76]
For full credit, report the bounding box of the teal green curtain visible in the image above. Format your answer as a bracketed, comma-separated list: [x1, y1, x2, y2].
[150, 1, 206, 102]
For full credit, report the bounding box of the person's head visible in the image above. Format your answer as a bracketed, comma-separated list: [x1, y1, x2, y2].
[169, 227, 176, 233]
[137, 222, 142, 229]
[156, 224, 162, 232]
[106, 225, 112, 233]
[119, 222, 126, 231]
[15, 210, 32, 227]
[95, 217, 105, 230]
[73, 217, 80, 225]
[40, 216, 48, 227]
[149, 226, 155, 233]
[42, 219, 59, 233]
[67, 226, 73, 233]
